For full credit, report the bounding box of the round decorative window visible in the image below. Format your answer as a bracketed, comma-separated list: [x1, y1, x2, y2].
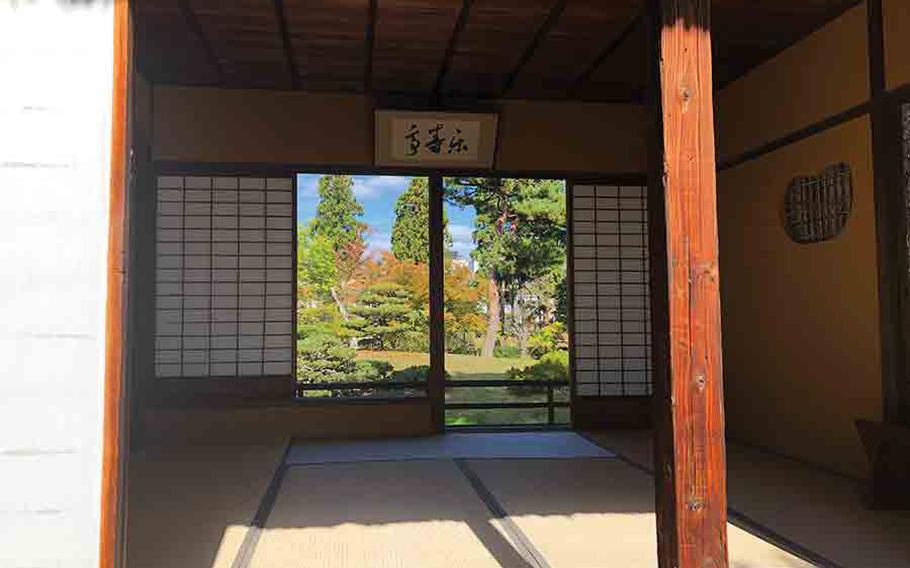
[783, 163, 853, 244]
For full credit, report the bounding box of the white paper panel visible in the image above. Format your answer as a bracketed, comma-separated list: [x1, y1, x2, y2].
[154, 175, 295, 378]
[572, 185, 652, 396]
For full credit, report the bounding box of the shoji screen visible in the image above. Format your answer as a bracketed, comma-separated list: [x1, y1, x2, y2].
[571, 184, 652, 396]
[155, 175, 295, 378]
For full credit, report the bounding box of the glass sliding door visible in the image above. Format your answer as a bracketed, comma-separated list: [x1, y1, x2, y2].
[295, 174, 431, 399]
[442, 177, 570, 426]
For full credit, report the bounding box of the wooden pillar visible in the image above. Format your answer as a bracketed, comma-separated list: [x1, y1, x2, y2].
[101, 1, 131, 566]
[646, 1, 728, 566]
[428, 174, 446, 432]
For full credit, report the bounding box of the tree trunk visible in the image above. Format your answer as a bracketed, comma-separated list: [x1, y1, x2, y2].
[514, 292, 529, 359]
[481, 277, 500, 357]
[331, 286, 348, 319]
[331, 286, 358, 348]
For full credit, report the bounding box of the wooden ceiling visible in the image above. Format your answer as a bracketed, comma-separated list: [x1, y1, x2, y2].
[135, 0, 860, 102]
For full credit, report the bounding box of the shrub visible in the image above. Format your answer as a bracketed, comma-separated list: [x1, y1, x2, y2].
[391, 330, 430, 353]
[528, 322, 567, 358]
[296, 332, 356, 384]
[297, 332, 394, 397]
[494, 344, 522, 359]
[349, 359, 394, 382]
[506, 350, 569, 395]
[391, 365, 431, 382]
[444, 331, 479, 356]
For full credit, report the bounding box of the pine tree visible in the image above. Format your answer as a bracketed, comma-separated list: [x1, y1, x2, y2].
[445, 177, 566, 357]
[345, 282, 415, 350]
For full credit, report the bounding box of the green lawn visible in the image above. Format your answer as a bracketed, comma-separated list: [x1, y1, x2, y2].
[356, 350, 570, 426]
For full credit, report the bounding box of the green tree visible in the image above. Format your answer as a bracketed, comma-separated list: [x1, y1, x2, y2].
[311, 175, 363, 252]
[391, 177, 451, 264]
[445, 178, 566, 357]
[309, 175, 367, 329]
[345, 282, 416, 350]
[297, 227, 335, 300]
[296, 332, 394, 397]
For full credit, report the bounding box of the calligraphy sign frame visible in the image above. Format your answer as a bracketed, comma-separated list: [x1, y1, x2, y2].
[374, 110, 499, 169]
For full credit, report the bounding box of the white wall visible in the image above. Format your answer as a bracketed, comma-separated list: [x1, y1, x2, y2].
[0, 3, 114, 566]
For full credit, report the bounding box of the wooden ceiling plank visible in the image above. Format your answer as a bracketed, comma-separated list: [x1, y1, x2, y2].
[434, 0, 475, 100]
[273, 0, 300, 89]
[498, 0, 567, 98]
[178, 0, 224, 83]
[365, 0, 377, 92]
[570, 13, 640, 97]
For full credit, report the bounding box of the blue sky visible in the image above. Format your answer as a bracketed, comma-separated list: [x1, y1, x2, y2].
[296, 173, 477, 258]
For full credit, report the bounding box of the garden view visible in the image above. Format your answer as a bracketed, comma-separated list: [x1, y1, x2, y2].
[296, 174, 569, 425]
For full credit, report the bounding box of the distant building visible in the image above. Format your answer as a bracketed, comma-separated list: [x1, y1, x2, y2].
[450, 254, 475, 273]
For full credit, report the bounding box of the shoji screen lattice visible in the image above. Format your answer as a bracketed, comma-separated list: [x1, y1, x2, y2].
[155, 175, 295, 378]
[571, 184, 652, 396]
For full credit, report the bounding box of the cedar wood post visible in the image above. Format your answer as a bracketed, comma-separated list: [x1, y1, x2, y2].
[101, 0, 131, 566]
[646, 1, 729, 566]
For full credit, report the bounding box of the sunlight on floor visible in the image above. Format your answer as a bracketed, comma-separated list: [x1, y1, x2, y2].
[126, 433, 909, 568]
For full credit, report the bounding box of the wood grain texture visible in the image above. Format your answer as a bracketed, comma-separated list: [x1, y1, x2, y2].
[134, 0, 861, 102]
[100, 1, 131, 566]
[428, 175, 446, 432]
[648, 0, 728, 566]
[867, 0, 910, 427]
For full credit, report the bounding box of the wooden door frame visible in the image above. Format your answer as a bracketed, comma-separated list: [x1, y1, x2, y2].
[101, 1, 132, 567]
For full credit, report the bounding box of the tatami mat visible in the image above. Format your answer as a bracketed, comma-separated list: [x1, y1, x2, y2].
[285, 432, 612, 465]
[585, 430, 910, 568]
[125, 441, 288, 568]
[466, 458, 813, 568]
[126, 433, 899, 568]
[248, 460, 530, 568]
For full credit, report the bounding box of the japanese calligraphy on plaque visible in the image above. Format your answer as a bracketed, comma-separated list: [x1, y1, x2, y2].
[375, 110, 498, 169]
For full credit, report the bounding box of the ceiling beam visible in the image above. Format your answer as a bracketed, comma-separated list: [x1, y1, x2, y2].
[433, 0, 474, 102]
[365, 0, 377, 92]
[178, 0, 224, 84]
[273, 0, 300, 90]
[499, 0, 567, 98]
[570, 14, 639, 97]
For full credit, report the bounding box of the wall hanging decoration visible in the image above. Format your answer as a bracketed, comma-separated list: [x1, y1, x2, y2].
[783, 163, 853, 244]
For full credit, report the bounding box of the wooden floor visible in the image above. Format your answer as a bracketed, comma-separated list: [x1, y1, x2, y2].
[124, 432, 910, 568]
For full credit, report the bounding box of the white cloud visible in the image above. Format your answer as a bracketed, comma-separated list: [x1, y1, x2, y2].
[353, 175, 412, 200]
[365, 232, 392, 253]
[451, 240, 475, 258]
[448, 223, 475, 258]
[296, 174, 413, 201]
[448, 223, 473, 240]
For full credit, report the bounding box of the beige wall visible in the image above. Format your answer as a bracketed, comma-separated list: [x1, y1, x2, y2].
[718, 118, 881, 477]
[715, 3, 885, 477]
[141, 86, 647, 443]
[151, 86, 647, 174]
[884, 0, 910, 91]
[140, 402, 434, 444]
[715, 4, 869, 163]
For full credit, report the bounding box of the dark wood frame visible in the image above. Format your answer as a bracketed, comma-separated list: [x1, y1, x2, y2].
[148, 161, 642, 430]
[868, 0, 910, 427]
